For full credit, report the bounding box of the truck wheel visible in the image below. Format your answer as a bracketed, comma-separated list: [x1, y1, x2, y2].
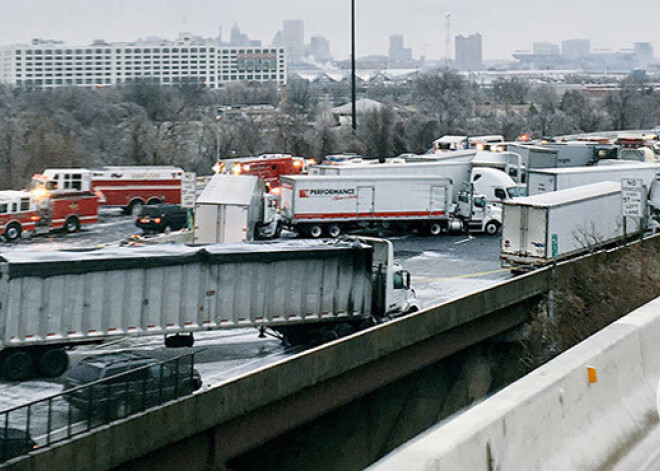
[4, 222, 21, 242]
[328, 224, 342, 238]
[484, 221, 500, 236]
[65, 216, 81, 233]
[334, 323, 355, 338]
[309, 224, 324, 239]
[428, 222, 443, 236]
[126, 199, 144, 216]
[273, 221, 283, 239]
[1, 350, 34, 381]
[37, 349, 69, 377]
[147, 198, 161, 205]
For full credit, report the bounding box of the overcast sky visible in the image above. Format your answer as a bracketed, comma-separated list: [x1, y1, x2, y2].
[1, 0, 658, 61]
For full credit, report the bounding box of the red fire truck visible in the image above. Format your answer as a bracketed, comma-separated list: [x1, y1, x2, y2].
[0, 191, 40, 241]
[31, 174, 100, 235]
[0, 186, 99, 241]
[212, 155, 308, 192]
[36, 166, 184, 214]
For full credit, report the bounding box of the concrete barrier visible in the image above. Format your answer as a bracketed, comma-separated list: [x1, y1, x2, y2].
[370, 296, 660, 471]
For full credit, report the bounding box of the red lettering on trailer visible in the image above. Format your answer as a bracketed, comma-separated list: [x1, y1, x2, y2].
[293, 210, 447, 220]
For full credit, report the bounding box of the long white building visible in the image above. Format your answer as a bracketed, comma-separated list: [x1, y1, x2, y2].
[0, 33, 286, 89]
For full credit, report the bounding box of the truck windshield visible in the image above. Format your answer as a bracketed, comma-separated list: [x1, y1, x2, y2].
[507, 187, 526, 198]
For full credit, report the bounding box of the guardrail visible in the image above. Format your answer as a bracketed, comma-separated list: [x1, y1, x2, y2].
[0, 352, 198, 463]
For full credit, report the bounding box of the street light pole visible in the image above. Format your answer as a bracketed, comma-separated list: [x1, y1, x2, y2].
[351, 0, 357, 131]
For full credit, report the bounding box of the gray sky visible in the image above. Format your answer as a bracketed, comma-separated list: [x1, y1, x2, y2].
[1, 0, 658, 61]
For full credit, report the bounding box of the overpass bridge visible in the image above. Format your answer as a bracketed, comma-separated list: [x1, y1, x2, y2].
[8, 229, 654, 471]
[3, 263, 554, 471]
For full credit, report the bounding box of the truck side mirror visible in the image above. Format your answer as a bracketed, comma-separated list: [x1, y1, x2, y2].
[405, 271, 411, 289]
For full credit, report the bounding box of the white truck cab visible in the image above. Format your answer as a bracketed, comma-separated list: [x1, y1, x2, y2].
[456, 190, 503, 235]
[349, 236, 421, 316]
[470, 167, 522, 204]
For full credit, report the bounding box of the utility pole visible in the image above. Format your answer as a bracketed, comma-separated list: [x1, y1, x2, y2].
[351, 0, 357, 131]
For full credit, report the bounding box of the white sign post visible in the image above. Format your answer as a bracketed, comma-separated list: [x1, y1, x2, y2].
[621, 178, 645, 244]
[181, 172, 196, 234]
[180, 172, 197, 209]
[621, 178, 644, 217]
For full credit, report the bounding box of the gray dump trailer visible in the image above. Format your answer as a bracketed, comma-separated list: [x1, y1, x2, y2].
[0, 238, 419, 381]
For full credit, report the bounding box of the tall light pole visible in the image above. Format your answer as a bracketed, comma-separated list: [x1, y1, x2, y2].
[351, 0, 357, 131]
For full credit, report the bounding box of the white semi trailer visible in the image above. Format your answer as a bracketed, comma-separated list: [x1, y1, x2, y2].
[527, 164, 660, 196]
[193, 174, 280, 243]
[280, 175, 502, 238]
[309, 161, 519, 204]
[501, 181, 638, 271]
[0, 238, 420, 381]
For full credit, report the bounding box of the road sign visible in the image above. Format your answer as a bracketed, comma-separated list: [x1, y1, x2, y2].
[181, 172, 196, 209]
[551, 234, 558, 259]
[621, 178, 644, 218]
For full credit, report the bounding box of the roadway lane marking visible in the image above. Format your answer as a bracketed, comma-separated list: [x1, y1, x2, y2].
[415, 268, 510, 285]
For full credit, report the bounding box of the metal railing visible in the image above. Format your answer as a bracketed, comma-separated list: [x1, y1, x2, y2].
[0, 352, 198, 463]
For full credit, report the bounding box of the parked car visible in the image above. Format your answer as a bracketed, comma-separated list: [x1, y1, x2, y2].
[0, 428, 38, 462]
[63, 352, 201, 419]
[136, 204, 188, 234]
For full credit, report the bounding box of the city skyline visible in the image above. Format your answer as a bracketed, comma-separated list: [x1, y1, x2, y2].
[1, 0, 658, 62]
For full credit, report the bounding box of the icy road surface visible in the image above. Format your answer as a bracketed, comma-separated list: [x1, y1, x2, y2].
[0, 221, 509, 426]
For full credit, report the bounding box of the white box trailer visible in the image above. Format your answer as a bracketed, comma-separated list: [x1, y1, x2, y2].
[308, 161, 471, 201]
[281, 175, 455, 238]
[194, 174, 262, 243]
[527, 164, 660, 196]
[0, 238, 419, 380]
[501, 181, 638, 271]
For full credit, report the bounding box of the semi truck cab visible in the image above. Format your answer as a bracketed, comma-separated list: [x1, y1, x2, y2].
[456, 190, 503, 235]
[348, 236, 421, 316]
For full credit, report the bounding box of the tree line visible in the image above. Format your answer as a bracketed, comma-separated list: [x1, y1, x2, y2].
[0, 70, 658, 190]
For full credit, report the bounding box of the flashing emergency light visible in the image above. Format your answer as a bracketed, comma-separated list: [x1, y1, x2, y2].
[31, 187, 49, 199]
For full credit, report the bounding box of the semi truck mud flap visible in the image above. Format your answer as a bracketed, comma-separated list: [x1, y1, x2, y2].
[371, 264, 386, 317]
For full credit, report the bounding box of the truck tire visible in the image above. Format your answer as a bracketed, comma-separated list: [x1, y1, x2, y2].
[428, 222, 443, 236]
[165, 333, 195, 348]
[484, 221, 500, 236]
[65, 216, 81, 233]
[1, 350, 34, 381]
[147, 198, 161, 205]
[309, 224, 324, 239]
[4, 222, 21, 242]
[328, 224, 342, 238]
[37, 348, 69, 378]
[126, 199, 144, 216]
[334, 323, 355, 338]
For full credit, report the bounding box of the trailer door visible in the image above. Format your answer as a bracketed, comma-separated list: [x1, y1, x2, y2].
[430, 185, 449, 215]
[357, 186, 375, 216]
[525, 207, 548, 258]
[222, 205, 249, 243]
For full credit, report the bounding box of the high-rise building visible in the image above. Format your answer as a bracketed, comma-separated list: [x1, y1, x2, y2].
[388, 34, 413, 68]
[532, 42, 560, 56]
[634, 42, 654, 68]
[455, 33, 482, 70]
[228, 24, 261, 47]
[308, 36, 331, 63]
[0, 33, 286, 89]
[281, 20, 305, 61]
[561, 39, 590, 60]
